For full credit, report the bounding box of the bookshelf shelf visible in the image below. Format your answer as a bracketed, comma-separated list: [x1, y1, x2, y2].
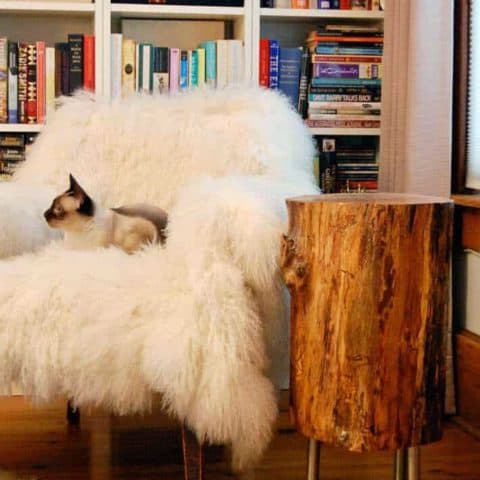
[260, 8, 384, 21]
[110, 4, 245, 20]
[0, 124, 44, 133]
[308, 127, 381, 136]
[0, 1, 95, 14]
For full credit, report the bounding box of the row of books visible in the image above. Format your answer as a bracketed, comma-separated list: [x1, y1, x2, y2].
[0, 35, 95, 125]
[111, 35, 244, 97]
[315, 137, 378, 192]
[261, 0, 383, 9]
[111, 1, 244, 4]
[0, 133, 36, 180]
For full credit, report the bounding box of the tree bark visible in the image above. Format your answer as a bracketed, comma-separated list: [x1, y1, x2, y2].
[281, 193, 453, 452]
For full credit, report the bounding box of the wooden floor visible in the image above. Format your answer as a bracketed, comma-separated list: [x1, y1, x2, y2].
[0, 396, 479, 479]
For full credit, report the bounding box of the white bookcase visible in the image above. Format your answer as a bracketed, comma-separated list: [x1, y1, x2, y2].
[0, 0, 384, 138]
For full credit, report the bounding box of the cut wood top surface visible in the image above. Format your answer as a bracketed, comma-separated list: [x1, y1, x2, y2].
[288, 193, 453, 205]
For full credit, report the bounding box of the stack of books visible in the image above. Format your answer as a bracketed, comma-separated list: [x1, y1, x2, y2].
[111, 35, 244, 98]
[261, 0, 383, 9]
[305, 24, 383, 129]
[0, 34, 95, 125]
[0, 132, 36, 180]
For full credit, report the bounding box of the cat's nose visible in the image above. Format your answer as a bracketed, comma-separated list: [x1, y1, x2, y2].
[44, 210, 51, 221]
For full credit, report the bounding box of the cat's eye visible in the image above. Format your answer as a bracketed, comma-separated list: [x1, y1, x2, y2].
[53, 206, 64, 217]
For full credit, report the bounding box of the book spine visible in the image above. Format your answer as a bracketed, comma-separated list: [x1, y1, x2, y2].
[314, 35, 383, 43]
[46, 47, 56, 119]
[0, 38, 7, 123]
[180, 50, 188, 89]
[331, 0, 340, 7]
[351, 0, 368, 9]
[319, 1, 331, 8]
[141, 44, 151, 92]
[227, 39, 243, 86]
[261, 0, 274, 5]
[135, 43, 140, 92]
[309, 101, 381, 110]
[122, 38, 136, 96]
[83, 35, 95, 92]
[291, 0, 308, 7]
[111, 34, 122, 99]
[309, 85, 381, 96]
[268, 40, 279, 89]
[7, 42, 18, 124]
[297, 45, 310, 119]
[26, 43, 37, 124]
[169, 47, 180, 92]
[312, 54, 382, 63]
[340, 0, 351, 7]
[60, 43, 70, 96]
[36, 41, 46, 124]
[259, 39, 270, 87]
[189, 49, 198, 87]
[313, 62, 382, 79]
[152, 46, 169, 94]
[18, 43, 28, 123]
[204, 41, 216, 87]
[311, 77, 381, 87]
[316, 46, 383, 55]
[216, 40, 228, 89]
[308, 113, 380, 120]
[278, 47, 302, 107]
[68, 34, 84, 94]
[197, 48, 206, 87]
[309, 93, 379, 101]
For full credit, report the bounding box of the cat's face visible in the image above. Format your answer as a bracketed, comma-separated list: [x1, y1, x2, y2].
[44, 174, 95, 231]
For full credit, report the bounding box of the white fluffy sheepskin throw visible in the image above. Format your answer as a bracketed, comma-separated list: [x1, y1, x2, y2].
[0, 87, 318, 470]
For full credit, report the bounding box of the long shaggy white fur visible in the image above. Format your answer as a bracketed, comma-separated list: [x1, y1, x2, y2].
[0, 87, 318, 470]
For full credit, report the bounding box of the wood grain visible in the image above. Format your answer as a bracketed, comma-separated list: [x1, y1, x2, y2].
[460, 208, 480, 252]
[281, 193, 453, 452]
[455, 330, 480, 430]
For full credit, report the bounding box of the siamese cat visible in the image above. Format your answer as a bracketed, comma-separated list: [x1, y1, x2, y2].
[44, 174, 168, 254]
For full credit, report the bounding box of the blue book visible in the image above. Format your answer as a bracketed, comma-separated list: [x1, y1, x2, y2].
[316, 46, 383, 56]
[180, 50, 188, 89]
[311, 77, 382, 87]
[278, 47, 302, 107]
[201, 41, 217, 87]
[190, 49, 198, 87]
[269, 39, 280, 90]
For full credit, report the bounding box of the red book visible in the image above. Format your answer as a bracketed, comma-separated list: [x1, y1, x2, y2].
[26, 42, 37, 124]
[83, 35, 95, 92]
[340, 0, 351, 8]
[36, 41, 45, 124]
[259, 39, 270, 87]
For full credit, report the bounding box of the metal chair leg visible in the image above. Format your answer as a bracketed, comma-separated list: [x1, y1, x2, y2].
[307, 439, 321, 480]
[181, 423, 204, 480]
[394, 447, 420, 480]
[408, 447, 420, 480]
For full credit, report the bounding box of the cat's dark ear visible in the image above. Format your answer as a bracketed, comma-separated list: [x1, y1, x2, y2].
[69, 174, 94, 216]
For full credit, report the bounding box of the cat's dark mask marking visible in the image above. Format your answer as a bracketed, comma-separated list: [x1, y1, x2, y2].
[69, 174, 94, 217]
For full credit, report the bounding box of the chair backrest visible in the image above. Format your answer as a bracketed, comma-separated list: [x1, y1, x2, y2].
[14, 87, 316, 209]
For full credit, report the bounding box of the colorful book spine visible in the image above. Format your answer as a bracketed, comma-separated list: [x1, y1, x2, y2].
[153, 46, 169, 93]
[309, 93, 380, 102]
[308, 113, 380, 121]
[180, 50, 188, 89]
[319, 0, 331, 8]
[309, 101, 381, 110]
[111, 34, 122, 99]
[0, 38, 7, 123]
[312, 54, 382, 63]
[311, 77, 381, 87]
[7, 42, 18, 124]
[268, 40, 280, 89]
[26, 42, 37, 124]
[169, 47, 180, 92]
[309, 84, 381, 96]
[141, 44, 152, 92]
[261, 0, 274, 5]
[227, 40, 243, 86]
[297, 45, 310, 119]
[59, 42, 70, 96]
[259, 39, 270, 88]
[189, 49, 198, 87]
[197, 48, 206, 87]
[340, 0, 351, 7]
[68, 34, 83, 94]
[291, 0, 308, 7]
[46, 47, 56, 119]
[316, 46, 383, 55]
[36, 41, 46, 124]
[83, 35, 95, 92]
[18, 43, 28, 123]
[216, 39, 228, 89]
[313, 62, 382, 79]
[306, 118, 381, 128]
[278, 47, 302, 107]
[203, 41, 216, 87]
[135, 43, 140, 92]
[122, 38, 136, 96]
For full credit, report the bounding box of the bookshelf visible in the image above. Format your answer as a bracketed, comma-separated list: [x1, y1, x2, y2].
[1, 1, 384, 143]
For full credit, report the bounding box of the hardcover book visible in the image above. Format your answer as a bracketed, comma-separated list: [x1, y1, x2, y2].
[169, 47, 180, 92]
[46, 47, 56, 118]
[268, 40, 280, 90]
[202, 41, 216, 87]
[68, 34, 84, 94]
[26, 43, 37, 124]
[180, 50, 188, 89]
[216, 39, 228, 88]
[7, 42, 18, 124]
[36, 41, 45, 124]
[313, 62, 382, 79]
[297, 45, 310, 119]
[278, 47, 301, 107]
[227, 40, 243, 86]
[197, 48, 206, 87]
[111, 34, 123, 99]
[153, 46, 169, 93]
[122, 38, 136, 96]
[83, 35, 95, 92]
[259, 39, 270, 88]
[18, 43, 28, 123]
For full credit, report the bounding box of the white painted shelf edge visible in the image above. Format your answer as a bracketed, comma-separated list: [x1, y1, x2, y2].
[260, 7, 384, 20]
[0, 1, 95, 13]
[110, 4, 245, 19]
[0, 124, 44, 133]
[308, 127, 381, 136]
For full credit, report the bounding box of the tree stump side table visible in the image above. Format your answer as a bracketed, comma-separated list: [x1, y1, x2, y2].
[280, 194, 453, 480]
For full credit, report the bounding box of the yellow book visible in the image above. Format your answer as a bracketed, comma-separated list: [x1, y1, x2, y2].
[197, 48, 205, 87]
[122, 38, 136, 97]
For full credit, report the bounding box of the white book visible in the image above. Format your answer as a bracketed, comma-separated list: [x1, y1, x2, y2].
[135, 43, 140, 92]
[142, 44, 151, 93]
[227, 40, 244, 86]
[111, 34, 122, 100]
[46, 47, 56, 119]
[216, 40, 228, 89]
[7, 43, 18, 123]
